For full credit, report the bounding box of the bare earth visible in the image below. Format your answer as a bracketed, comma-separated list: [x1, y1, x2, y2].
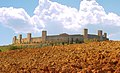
[0, 41, 120, 73]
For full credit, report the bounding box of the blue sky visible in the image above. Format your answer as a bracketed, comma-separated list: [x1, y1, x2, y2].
[0, 0, 120, 45]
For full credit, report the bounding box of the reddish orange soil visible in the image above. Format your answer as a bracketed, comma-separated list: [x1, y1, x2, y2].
[0, 41, 120, 73]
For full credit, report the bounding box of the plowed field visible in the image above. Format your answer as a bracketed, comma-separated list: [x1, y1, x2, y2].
[0, 41, 120, 73]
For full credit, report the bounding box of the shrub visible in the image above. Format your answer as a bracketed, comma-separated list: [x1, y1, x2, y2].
[0, 49, 1, 52]
[62, 42, 65, 45]
[9, 45, 19, 50]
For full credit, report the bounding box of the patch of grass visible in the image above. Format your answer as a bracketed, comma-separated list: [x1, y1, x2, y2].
[9, 45, 19, 50]
[0, 46, 10, 52]
[0, 45, 21, 52]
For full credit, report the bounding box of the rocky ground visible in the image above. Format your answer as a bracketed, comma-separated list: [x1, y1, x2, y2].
[0, 41, 120, 73]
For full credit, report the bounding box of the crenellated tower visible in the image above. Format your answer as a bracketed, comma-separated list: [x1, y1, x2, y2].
[83, 28, 88, 39]
[27, 33, 31, 43]
[104, 33, 107, 38]
[13, 36, 17, 44]
[18, 34, 22, 44]
[98, 30, 103, 41]
[42, 30, 47, 42]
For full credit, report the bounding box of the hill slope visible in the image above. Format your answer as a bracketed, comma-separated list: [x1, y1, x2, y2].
[0, 41, 120, 73]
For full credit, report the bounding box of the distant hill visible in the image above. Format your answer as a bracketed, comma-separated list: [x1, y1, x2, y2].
[0, 41, 120, 72]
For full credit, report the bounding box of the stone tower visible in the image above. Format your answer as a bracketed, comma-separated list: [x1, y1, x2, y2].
[18, 34, 22, 44]
[13, 36, 17, 44]
[104, 33, 107, 38]
[83, 29, 88, 39]
[98, 30, 103, 41]
[27, 33, 31, 43]
[42, 30, 47, 42]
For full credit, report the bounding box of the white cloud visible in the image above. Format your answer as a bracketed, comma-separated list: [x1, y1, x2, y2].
[34, 0, 120, 31]
[79, 0, 106, 25]
[0, 7, 44, 33]
[0, 0, 120, 40]
[34, 0, 82, 31]
[79, 0, 120, 27]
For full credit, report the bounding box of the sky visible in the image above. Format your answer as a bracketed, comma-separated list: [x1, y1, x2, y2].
[0, 0, 120, 45]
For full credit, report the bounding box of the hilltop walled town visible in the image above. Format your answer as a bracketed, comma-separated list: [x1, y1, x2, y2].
[12, 29, 109, 44]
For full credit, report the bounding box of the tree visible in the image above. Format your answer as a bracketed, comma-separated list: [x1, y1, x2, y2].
[75, 38, 79, 43]
[70, 38, 73, 44]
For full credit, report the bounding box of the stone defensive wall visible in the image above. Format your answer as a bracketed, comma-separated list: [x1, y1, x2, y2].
[12, 29, 109, 44]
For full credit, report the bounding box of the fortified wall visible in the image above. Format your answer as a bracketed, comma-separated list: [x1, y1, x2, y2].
[12, 29, 109, 44]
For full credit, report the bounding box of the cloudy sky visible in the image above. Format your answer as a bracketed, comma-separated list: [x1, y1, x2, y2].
[0, 0, 120, 45]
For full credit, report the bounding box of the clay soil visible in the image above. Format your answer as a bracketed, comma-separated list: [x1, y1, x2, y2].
[0, 41, 120, 73]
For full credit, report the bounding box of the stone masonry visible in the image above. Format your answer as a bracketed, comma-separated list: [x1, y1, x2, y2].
[12, 29, 109, 44]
